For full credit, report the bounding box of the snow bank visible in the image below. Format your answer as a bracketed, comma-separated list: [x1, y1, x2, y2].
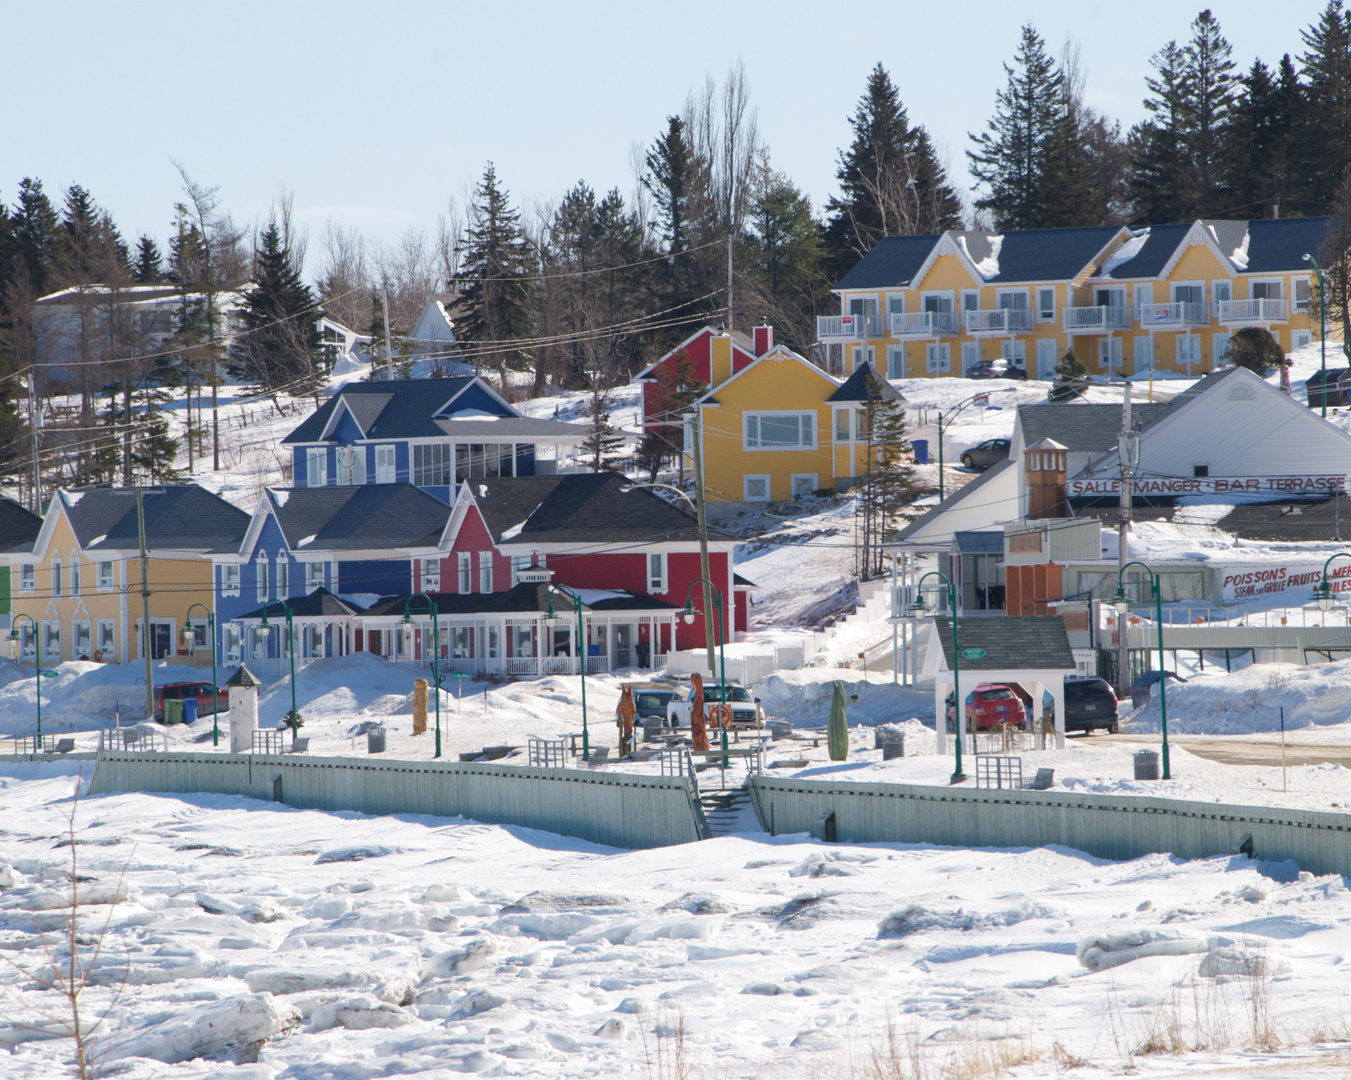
[104, 992, 300, 1063]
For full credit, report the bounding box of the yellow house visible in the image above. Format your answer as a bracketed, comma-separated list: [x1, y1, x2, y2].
[687, 344, 906, 510]
[10, 486, 249, 665]
[822, 217, 1324, 381]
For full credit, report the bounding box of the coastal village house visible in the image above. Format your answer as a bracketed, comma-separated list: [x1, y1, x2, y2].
[823, 218, 1325, 382]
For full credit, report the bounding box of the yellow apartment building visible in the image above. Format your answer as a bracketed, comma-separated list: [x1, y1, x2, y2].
[10, 486, 249, 665]
[821, 218, 1324, 381]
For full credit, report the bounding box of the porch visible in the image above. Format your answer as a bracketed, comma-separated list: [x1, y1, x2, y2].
[816, 314, 882, 341]
[890, 311, 958, 337]
[1137, 302, 1208, 329]
[1218, 299, 1289, 326]
[1063, 306, 1132, 334]
[964, 309, 1033, 335]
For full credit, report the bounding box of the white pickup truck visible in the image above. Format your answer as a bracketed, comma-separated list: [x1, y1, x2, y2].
[666, 682, 765, 728]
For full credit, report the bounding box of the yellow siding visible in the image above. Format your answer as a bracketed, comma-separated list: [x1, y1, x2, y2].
[12, 510, 215, 665]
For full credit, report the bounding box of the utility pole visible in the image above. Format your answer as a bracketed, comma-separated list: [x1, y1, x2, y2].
[137, 487, 154, 721]
[1116, 383, 1135, 695]
[381, 286, 394, 379]
[28, 373, 40, 515]
[690, 405, 717, 675]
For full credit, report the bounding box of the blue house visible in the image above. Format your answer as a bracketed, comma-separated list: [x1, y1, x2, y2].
[281, 377, 590, 503]
[213, 484, 451, 667]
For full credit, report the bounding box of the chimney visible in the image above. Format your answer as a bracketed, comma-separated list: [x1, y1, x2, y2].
[754, 322, 774, 356]
[1025, 438, 1069, 519]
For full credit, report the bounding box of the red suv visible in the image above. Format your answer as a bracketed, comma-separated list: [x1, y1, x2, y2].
[946, 683, 1027, 732]
[154, 681, 227, 722]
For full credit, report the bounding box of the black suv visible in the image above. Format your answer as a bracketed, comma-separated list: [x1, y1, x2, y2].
[1057, 677, 1120, 734]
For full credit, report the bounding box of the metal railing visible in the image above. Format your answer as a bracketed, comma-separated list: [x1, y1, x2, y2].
[964, 309, 1033, 333]
[975, 755, 1023, 789]
[1063, 306, 1132, 331]
[252, 729, 285, 755]
[528, 736, 567, 768]
[890, 311, 958, 336]
[1137, 301, 1208, 327]
[1218, 298, 1288, 323]
[100, 728, 167, 753]
[816, 314, 882, 339]
[659, 747, 699, 791]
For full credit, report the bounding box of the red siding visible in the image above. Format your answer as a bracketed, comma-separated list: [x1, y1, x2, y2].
[440, 504, 513, 592]
[641, 329, 756, 428]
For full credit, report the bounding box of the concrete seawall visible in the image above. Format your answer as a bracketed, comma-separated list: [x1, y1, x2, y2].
[748, 775, 1351, 877]
[89, 752, 709, 850]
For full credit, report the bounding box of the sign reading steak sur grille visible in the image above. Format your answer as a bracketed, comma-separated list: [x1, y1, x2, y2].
[1068, 475, 1346, 498]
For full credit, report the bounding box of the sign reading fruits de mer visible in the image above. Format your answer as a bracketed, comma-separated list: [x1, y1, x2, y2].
[1068, 475, 1346, 498]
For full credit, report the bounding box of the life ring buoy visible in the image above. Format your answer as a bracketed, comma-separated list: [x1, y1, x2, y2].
[710, 703, 732, 728]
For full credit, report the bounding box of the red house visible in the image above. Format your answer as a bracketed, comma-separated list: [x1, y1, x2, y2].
[634, 324, 775, 433]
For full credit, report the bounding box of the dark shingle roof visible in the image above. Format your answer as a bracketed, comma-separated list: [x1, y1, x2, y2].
[236, 587, 364, 620]
[980, 225, 1124, 283]
[894, 458, 1016, 542]
[932, 615, 1076, 671]
[267, 485, 449, 551]
[1017, 402, 1174, 453]
[836, 234, 943, 289]
[1078, 494, 1351, 542]
[0, 497, 42, 553]
[473, 473, 729, 545]
[1097, 223, 1191, 279]
[1244, 217, 1328, 273]
[827, 361, 907, 404]
[63, 486, 250, 553]
[431, 417, 585, 439]
[357, 582, 680, 619]
[284, 378, 477, 443]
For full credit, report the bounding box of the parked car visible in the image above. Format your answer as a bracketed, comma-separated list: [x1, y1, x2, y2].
[667, 681, 764, 728]
[1049, 677, 1121, 734]
[945, 683, 1028, 732]
[1129, 670, 1187, 709]
[632, 688, 678, 723]
[966, 358, 1027, 380]
[154, 681, 227, 722]
[960, 438, 1011, 471]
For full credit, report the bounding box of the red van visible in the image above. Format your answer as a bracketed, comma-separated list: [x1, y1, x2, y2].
[154, 681, 227, 722]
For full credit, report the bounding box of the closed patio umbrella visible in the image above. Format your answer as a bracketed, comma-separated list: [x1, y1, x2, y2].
[828, 680, 849, 761]
[689, 672, 710, 752]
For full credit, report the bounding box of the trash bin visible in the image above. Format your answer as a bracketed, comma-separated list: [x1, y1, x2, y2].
[769, 720, 793, 741]
[1133, 749, 1160, 780]
[163, 699, 183, 726]
[367, 726, 387, 754]
[882, 736, 905, 760]
[912, 438, 929, 464]
[181, 697, 198, 724]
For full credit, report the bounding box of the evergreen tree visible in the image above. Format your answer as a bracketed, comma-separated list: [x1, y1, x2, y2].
[582, 378, 625, 472]
[1130, 41, 1193, 222]
[134, 236, 164, 283]
[453, 163, 534, 391]
[57, 184, 101, 282]
[967, 26, 1066, 230]
[1050, 347, 1089, 401]
[12, 178, 59, 294]
[1184, 10, 1238, 214]
[1300, 0, 1351, 208]
[643, 116, 702, 307]
[1223, 327, 1286, 374]
[855, 369, 917, 579]
[230, 221, 321, 390]
[744, 167, 828, 354]
[1318, 164, 1351, 347]
[827, 64, 960, 273]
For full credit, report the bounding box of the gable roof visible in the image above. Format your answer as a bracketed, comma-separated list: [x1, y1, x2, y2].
[1245, 217, 1328, 273]
[236, 587, 365, 620]
[893, 458, 1016, 542]
[1016, 402, 1174, 453]
[827, 360, 907, 404]
[257, 484, 450, 553]
[55, 486, 250, 554]
[1099, 217, 1329, 280]
[931, 615, 1076, 672]
[836, 234, 943, 290]
[467, 473, 732, 546]
[633, 325, 757, 382]
[0, 497, 42, 554]
[357, 582, 681, 619]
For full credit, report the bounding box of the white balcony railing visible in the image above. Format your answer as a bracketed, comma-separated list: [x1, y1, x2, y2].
[816, 314, 882, 340]
[964, 309, 1034, 333]
[890, 310, 958, 336]
[1137, 302, 1208, 327]
[1217, 298, 1289, 324]
[1063, 306, 1132, 332]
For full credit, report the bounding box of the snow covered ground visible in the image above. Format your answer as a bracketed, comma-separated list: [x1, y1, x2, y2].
[4, 763, 1351, 1078]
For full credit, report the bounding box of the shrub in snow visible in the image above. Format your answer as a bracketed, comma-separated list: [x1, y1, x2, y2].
[311, 994, 417, 1032]
[104, 992, 300, 1064]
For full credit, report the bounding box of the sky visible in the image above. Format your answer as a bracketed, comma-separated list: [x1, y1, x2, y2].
[0, 0, 1334, 279]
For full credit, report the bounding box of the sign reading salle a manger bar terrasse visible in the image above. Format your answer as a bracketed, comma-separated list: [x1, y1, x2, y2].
[1068, 475, 1346, 498]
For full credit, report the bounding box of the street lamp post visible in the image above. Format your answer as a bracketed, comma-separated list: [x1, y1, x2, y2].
[8, 614, 41, 745]
[543, 584, 589, 757]
[682, 577, 729, 767]
[1310, 552, 1351, 614]
[1112, 561, 1171, 780]
[936, 389, 1012, 501]
[1304, 253, 1329, 419]
[401, 593, 442, 758]
[184, 604, 219, 747]
[904, 571, 966, 783]
[258, 600, 299, 738]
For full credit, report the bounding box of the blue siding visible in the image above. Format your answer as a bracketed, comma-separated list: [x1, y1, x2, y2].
[438, 383, 513, 418]
[339, 559, 411, 597]
[395, 443, 411, 485]
[515, 443, 535, 477]
[331, 409, 363, 446]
